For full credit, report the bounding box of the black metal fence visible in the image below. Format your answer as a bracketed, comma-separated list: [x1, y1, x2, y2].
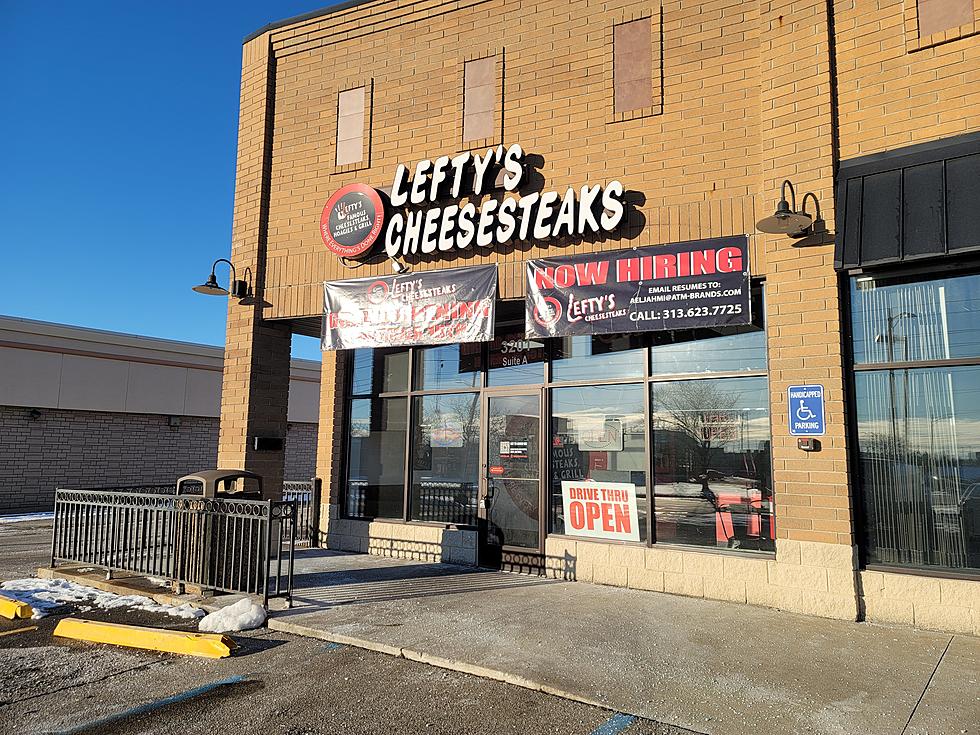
[282, 478, 321, 548]
[50, 488, 295, 606]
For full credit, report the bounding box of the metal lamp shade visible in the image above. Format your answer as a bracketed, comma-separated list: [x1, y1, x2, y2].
[192, 273, 229, 296]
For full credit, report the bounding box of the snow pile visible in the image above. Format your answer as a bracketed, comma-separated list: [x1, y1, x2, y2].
[0, 512, 54, 524]
[198, 598, 266, 633]
[0, 578, 204, 620]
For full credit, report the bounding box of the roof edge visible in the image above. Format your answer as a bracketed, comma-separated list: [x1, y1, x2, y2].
[243, 0, 373, 44]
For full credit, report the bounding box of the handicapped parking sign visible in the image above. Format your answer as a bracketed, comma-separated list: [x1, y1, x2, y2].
[788, 384, 825, 436]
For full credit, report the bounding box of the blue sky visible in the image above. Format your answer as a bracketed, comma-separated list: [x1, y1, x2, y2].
[0, 1, 327, 360]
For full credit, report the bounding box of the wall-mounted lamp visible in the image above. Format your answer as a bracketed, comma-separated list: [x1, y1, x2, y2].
[390, 258, 410, 274]
[756, 180, 822, 238]
[192, 258, 248, 299]
[28, 408, 41, 421]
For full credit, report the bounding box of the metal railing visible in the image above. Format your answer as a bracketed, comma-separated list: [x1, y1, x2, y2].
[282, 478, 321, 548]
[50, 488, 295, 606]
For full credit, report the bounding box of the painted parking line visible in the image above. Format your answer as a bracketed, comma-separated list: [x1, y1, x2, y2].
[590, 712, 638, 735]
[321, 642, 345, 651]
[52, 675, 247, 735]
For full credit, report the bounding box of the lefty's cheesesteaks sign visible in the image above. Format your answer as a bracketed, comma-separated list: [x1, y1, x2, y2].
[318, 143, 628, 260]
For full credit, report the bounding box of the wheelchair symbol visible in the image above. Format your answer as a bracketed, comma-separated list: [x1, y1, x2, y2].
[796, 402, 817, 421]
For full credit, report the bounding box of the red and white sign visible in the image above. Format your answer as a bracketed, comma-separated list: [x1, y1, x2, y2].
[489, 466, 505, 476]
[560, 480, 640, 542]
[320, 183, 385, 259]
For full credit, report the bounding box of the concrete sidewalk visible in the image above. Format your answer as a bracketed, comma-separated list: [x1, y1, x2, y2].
[269, 549, 979, 735]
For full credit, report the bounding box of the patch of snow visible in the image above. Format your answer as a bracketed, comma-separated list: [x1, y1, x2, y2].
[147, 577, 171, 587]
[0, 578, 205, 620]
[0, 512, 54, 524]
[198, 598, 266, 633]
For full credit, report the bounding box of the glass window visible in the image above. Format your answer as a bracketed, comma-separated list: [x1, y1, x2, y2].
[410, 393, 481, 525]
[551, 334, 646, 383]
[650, 377, 773, 552]
[851, 271, 980, 365]
[650, 287, 765, 375]
[486, 394, 541, 548]
[351, 347, 409, 394]
[551, 384, 648, 541]
[855, 366, 980, 571]
[650, 327, 766, 376]
[487, 332, 546, 386]
[346, 397, 407, 519]
[414, 344, 483, 390]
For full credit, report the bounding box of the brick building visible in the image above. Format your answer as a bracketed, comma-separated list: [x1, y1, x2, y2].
[0, 315, 320, 513]
[218, 0, 980, 635]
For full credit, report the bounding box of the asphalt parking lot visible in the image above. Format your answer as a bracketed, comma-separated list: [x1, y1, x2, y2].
[0, 520, 691, 735]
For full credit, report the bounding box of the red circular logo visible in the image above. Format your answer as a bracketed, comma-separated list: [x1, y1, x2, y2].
[532, 297, 563, 328]
[320, 184, 385, 259]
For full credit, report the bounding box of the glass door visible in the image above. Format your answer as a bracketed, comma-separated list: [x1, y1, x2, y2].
[479, 392, 543, 569]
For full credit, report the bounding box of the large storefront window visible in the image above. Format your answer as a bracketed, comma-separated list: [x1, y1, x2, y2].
[550, 384, 649, 541]
[410, 393, 481, 525]
[551, 334, 646, 382]
[342, 291, 773, 558]
[852, 271, 980, 572]
[650, 376, 773, 551]
[414, 344, 482, 390]
[347, 397, 408, 519]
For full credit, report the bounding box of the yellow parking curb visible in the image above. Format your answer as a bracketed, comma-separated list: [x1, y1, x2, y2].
[53, 618, 235, 658]
[0, 593, 33, 620]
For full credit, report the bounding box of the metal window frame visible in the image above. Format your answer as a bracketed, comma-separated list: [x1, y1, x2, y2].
[843, 262, 980, 579]
[341, 285, 773, 560]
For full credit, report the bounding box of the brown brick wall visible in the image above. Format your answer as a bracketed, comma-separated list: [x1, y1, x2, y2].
[258, 0, 767, 313]
[231, 0, 852, 547]
[0, 404, 318, 514]
[835, 0, 980, 159]
[217, 34, 294, 499]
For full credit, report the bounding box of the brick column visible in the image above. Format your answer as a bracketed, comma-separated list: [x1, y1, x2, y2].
[758, 0, 859, 619]
[314, 351, 347, 544]
[216, 33, 292, 500]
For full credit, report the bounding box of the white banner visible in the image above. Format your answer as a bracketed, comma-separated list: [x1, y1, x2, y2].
[560, 480, 640, 542]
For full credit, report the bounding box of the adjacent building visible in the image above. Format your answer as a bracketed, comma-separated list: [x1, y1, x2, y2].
[0, 315, 320, 513]
[217, 0, 980, 635]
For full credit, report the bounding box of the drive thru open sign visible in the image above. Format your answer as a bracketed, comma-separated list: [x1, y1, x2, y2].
[788, 384, 825, 436]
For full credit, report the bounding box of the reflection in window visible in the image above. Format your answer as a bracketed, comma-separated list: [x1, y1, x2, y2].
[487, 333, 546, 386]
[414, 344, 483, 390]
[855, 366, 980, 571]
[851, 271, 980, 365]
[347, 398, 407, 519]
[551, 384, 648, 541]
[486, 394, 541, 548]
[351, 347, 409, 394]
[651, 377, 773, 551]
[410, 393, 481, 525]
[650, 327, 766, 375]
[650, 286, 766, 375]
[551, 334, 646, 382]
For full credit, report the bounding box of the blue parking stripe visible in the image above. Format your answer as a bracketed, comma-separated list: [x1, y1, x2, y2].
[54, 675, 247, 734]
[590, 712, 638, 735]
[321, 642, 345, 651]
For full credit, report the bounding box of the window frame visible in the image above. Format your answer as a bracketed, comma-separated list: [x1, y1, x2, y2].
[341, 285, 773, 559]
[844, 263, 980, 579]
